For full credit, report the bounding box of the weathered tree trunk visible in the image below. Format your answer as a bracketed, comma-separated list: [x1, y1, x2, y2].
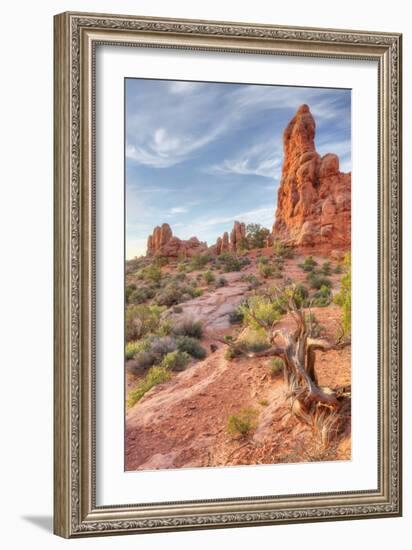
[224, 305, 350, 445]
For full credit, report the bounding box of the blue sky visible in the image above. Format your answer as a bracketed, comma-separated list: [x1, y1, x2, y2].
[125, 79, 351, 258]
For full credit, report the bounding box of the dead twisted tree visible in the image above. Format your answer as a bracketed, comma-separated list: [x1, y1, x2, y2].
[222, 287, 351, 444]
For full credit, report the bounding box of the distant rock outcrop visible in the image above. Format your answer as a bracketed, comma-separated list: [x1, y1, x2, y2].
[146, 223, 207, 258]
[272, 104, 351, 250]
[215, 221, 246, 255]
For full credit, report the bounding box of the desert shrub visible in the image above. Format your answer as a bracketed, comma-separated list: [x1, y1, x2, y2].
[125, 284, 137, 303]
[240, 295, 282, 331]
[333, 263, 343, 274]
[273, 238, 294, 259]
[148, 335, 177, 357]
[174, 272, 187, 282]
[311, 284, 332, 307]
[129, 286, 155, 304]
[155, 284, 190, 307]
[292, 283, 309, 308]
[227, 407, 259, 437]
[238, 329, 270, 353]
[237, 236, 250, 252]
[127, 366, 172, 407]
[215, 276, 228, 287]
[241, 274, 261, 289]
[156, 319, 173, 336]
[141, 264, 162, 283]
[129, 350, 158, 372]
[306, 271, 332, 290]
[298, 256, 318, 272]
[160, 350, 191, 372]
[176, 336, 207, 359]
[320, 261, 332, 276]
[125, 304, 165, 341]
[154, 256, 169, 267]
[177, 262, 187, 273]
[171, 318, 203, 339]
[268, 357, 284, 377]
[125, 340, 149, 361]
[217, 253, 242, 272]
[203, 270, 215, 284]
[259, 263, 274, 279]
[229, 308, 244, 325]
[257, 256, 269, 265]
[258, 399, 269, 407]
[246, 223, 270, 249]
[189, 254, 210, 270]
[191, 287, 203, 298]
[172, 305, 183, 314]
[334, 252, 351, 336]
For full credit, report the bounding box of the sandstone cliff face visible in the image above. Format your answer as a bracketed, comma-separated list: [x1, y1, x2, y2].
[146, 223, 207, 258]
[272, 104, 351, 250]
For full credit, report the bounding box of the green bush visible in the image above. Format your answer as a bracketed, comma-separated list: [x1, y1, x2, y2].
[259, 263, 274, 279]
[257, 256, 269, 265]
[176, 336, 207, 359]
[215, 276, 228, 287]
[129, 350, 158, 372]
[273, 238, 294, 259]
[148, 335, 177, 356]
[217, 253, 242, 272]
[334, 252, 351, 336]
[129, 286, 155, 304]
[203, 270, 215, 284]
[141, 264, 162, 283]
[246, 223, 270, 249]
[125, 340, 148, 360]
[238, 330, 270, 353]
[171, 318, 203, 339]
[127, 366, 172, 407]
[306, 271, 332, 290]
[240, 274, 261, 289]
[125, 304, 165, 341]
[229, 308, 244, 325]
[227, 408, 259, 437]
[189, 254, 210, 270]
[269, 357, 284, 377]
[161, 350, 191, 372]
[240, 295, 282, 331]
[320, 261, 332, 276]
[311, 284, 332, 307]
[125, 284, 136, 303]
[298, 256, 318, 272]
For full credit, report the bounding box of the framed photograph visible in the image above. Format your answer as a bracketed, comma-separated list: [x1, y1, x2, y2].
[54, 12, 402, 538]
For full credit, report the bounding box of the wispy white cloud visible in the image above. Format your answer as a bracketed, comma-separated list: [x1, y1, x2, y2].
[209, 140, 282, 179]
[169, 206, 188, 214]
[169, 81, 202, 94]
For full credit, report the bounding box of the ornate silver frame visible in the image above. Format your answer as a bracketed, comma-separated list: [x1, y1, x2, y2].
[53, 11, 402, 538]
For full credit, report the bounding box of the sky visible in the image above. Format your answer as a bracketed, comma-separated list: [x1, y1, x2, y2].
[125, 78, 351, 258]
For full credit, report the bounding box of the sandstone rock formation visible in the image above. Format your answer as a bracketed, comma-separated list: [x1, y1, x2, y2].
[215, 221, 245, 255]
[272, 104, 351, 250]
[146, 223, 207, 258]
[230, 221, 246, 252]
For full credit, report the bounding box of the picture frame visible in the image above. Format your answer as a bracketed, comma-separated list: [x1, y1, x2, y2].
[53, 11, 402, 538]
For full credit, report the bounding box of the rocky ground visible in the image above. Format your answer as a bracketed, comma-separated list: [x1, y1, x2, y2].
[125, 250, 351, 471]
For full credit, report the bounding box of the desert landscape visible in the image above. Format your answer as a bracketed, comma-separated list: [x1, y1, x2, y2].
[125, 103, 351, 471]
